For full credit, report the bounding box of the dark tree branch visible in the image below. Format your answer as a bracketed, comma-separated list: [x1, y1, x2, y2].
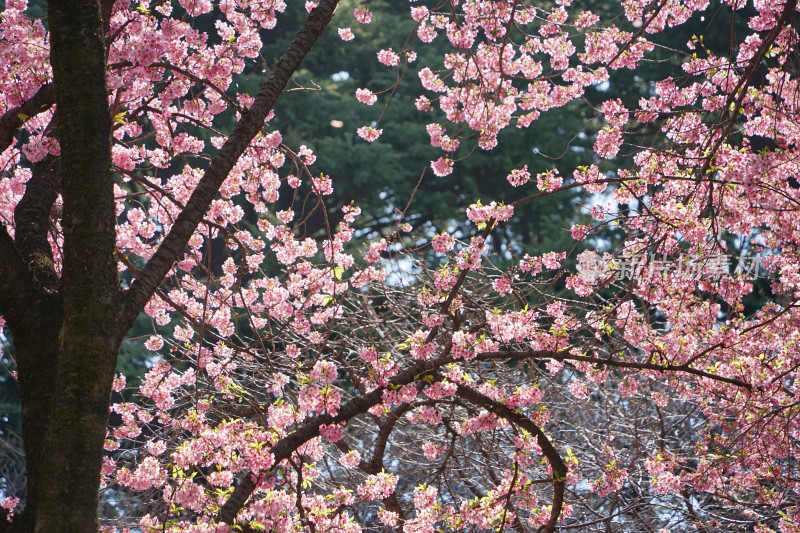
[216, 351, 567, 525]
[0, 225, 62, 533]
[121, 0, 340, 328]
[0, 84, 55, 155]
[216, 354, 451, 525]
[452, 382, 566, 533]
[13, 155, 61, 293]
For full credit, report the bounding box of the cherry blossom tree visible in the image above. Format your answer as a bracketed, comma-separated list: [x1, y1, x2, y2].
[1, 0, 800, 532]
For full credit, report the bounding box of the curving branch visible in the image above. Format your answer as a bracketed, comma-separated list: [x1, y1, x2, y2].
[452, 382, 566, 533]
[333, 404, 412, 529]
[215, 350, 567, 525]
[0, 83, 55, 155]
[215, 356, 449, 525]
[197, 345, 744, 526]
[121, 0, 341, 328]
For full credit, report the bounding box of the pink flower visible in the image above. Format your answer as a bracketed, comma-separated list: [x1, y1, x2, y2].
[357, 472, 397, 500]
[112, 374, 126, 392]
[422, 441, 442, 460]
[338, 27, 354, 41]
[377, 48, 400, 66]
[179, 0, 212, 16]
[601, 98, 629, 127]
[339, 450, 361, 469]
[593, 462, 628, 496]
[431, 157, 453, 177]
[569, 380, 590, 399]
[536, 169, 563, 191]
[379, 510, 399, 528]
[507, 165, 531, 186]
[410, 6, 429, 22]
[492, 276, 513, 295]
[145, 336, 164, 351]
[618, 375, 638, 397]
[319, 424, 344, 440]
[355, 88, 377, 105]
[359, 346, 378, 363]
[575, 10, 599, 29]
[466, 200, 514, 226]
[431, 232, 455, 253]
[357, 126, 383, 142]
[298, 144, 316, 165]
[594, 127, 622, 159]
[418, 68, 446, 92]
[570, 224, 590, 240]
[2, 497, 20, 520]
[146, 440, 166, 456]
[417, 24, 437, 42]
[287, 174, 302, 188]
[311, 360, 337, 384]
[415, 96, 431, 111]
[364, 239, 387, 263]
[312, 174, 333, 195]
[354, 7, 372, 24]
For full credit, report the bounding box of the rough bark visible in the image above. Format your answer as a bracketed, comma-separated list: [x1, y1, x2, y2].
[0, 229, 61, 533]
[6, 144, 63, 533]
[13, 154, 60, 292]
[32, 1, 120, 531]
[4, 301, 61, 533]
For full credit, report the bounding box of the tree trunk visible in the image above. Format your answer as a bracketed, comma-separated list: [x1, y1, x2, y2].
[32, 1, 120, 531]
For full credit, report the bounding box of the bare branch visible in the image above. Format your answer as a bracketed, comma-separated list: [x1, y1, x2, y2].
[474, 351, 752, 390]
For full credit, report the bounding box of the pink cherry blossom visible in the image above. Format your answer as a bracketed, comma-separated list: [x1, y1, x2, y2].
[431, 232, 456, 253]
[355, 88, 377, 105]
[377, 48, 400, 66]
[507, 165, 531, 186]
[356, 126, 383, 142]
[354, 7, 372, 24]
[430, 157, 453, 177]
[338, 27, 354, 41]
